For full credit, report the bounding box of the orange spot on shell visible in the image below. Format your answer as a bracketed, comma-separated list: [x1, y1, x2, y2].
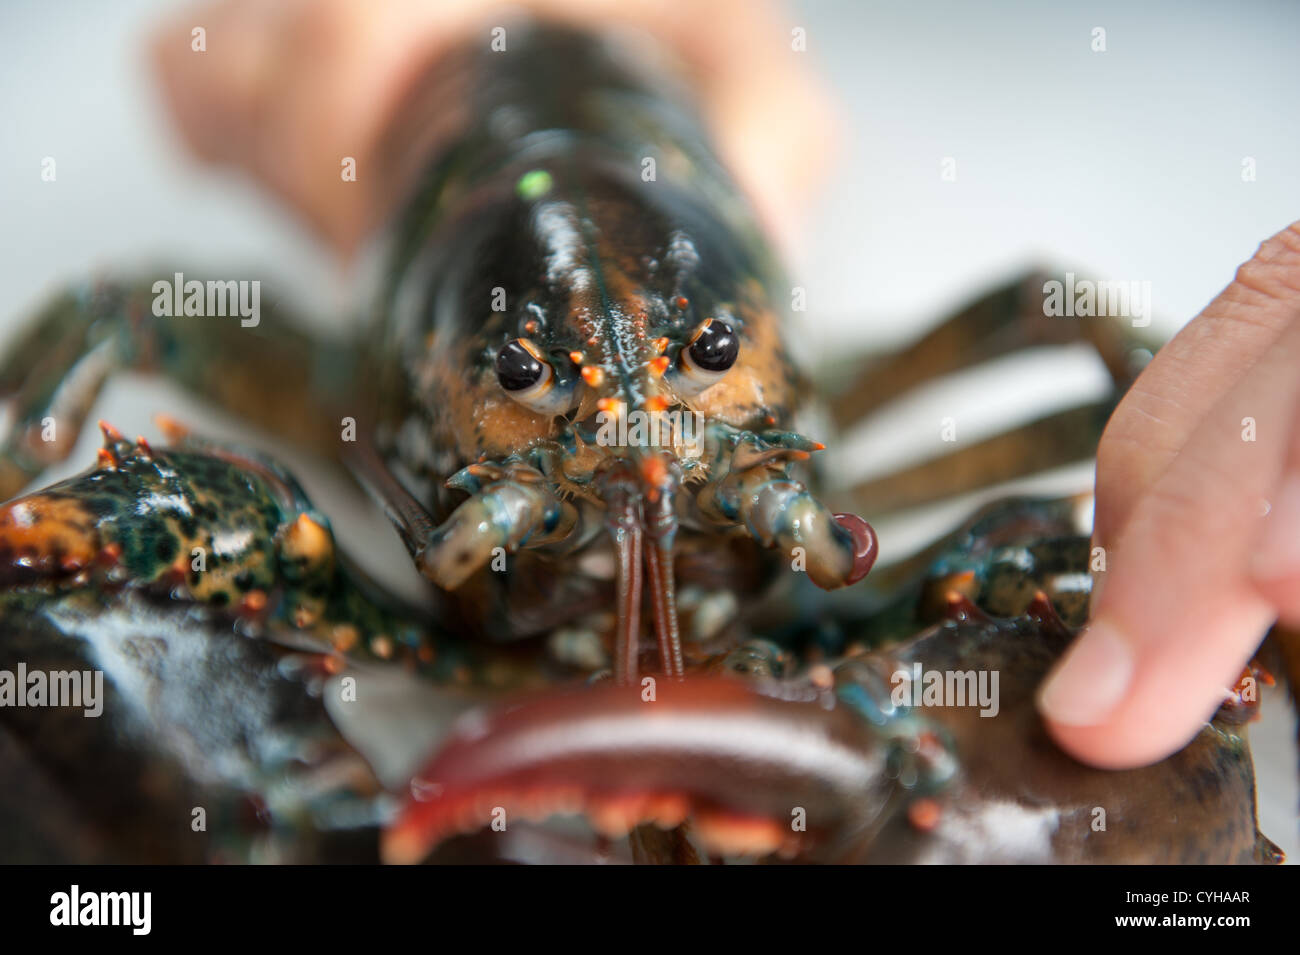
[331, 624, 359, 651]
[807, 664, 834, 689]
[640, 455, 669, 491]
[908, 798, 942, 832]
[914, 730, 949, 766]
[0, 496, 103, 578]
[281, 514, 333, 576]
[569, 351, 585, 365]
[675, 297, 689, 309]
[692, 809, 789, 858]
[581, 366, 605, 387]
[240, 589, 268, 614]
[648, 356, 670, 377]
[643, 395, 669, 413]
[154, 414, 190, 442]
[97, 420, 124, 443]
[949, 570, 978, 589]
[652, 337, 669, 354]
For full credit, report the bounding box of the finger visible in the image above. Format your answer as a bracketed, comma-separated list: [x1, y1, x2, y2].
[150, 0, 476, 255]
[149, 0, 275, 163]
[1094, 221, 1300, 546]
[149, 0, 833, 257]
[1038, 250, 1300, 769]
[657, 0, 840, 249]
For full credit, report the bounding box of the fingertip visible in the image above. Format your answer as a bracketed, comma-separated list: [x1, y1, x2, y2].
[1036, 619, 1134, 728]
[1035, 618, 1168, 768]
[1042, 716, 1197, 771]
[1036, 616, 1239, 769]
[1038, 613, 1264, 770]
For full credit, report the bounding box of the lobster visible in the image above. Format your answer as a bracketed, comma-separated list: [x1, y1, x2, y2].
[0, 21, 1283, 864]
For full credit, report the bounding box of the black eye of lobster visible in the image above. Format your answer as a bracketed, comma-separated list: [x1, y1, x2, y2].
[496, 337, 583, 416]
[684, 320, 739, 374]
[496, 339, 548, 392]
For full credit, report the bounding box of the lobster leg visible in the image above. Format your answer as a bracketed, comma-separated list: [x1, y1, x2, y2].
[0, 276, 358, 501]
[845, 402, 1114, 516]
[823, 270, 1160, 427]
[822, 270, 1161, 520]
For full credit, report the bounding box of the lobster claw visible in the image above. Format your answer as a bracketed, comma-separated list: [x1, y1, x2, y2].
[393, 461, 576, 591]
[694, 432, 878, 590]
[382, 670, 955, 864]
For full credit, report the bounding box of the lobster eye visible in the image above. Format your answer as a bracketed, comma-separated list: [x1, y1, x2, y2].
[676, 319, 738, 393]
[686, 319, 739, 373]
[496, 338, 549, 392]
[496, 337, 581, 416]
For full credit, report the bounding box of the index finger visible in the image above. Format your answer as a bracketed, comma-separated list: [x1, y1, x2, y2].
[1039, 226, 1300, 768]
[1093, 222, 1300, 546]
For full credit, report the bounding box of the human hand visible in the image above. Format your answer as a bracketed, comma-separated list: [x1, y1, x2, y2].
[149, 0, 837, 258]
[1038, 222, 1300, 768]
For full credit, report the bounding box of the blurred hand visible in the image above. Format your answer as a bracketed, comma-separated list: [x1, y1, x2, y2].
[1038, 221, 1300, 768]
[150, 0, 837, 258]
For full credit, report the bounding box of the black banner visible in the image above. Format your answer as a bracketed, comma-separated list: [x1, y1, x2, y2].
[2, 864, 1289, 942]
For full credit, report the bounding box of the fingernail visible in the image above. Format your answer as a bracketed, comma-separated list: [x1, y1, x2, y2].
[1037, 619, 1135, 727]
[1252, 474, 1300, 583]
